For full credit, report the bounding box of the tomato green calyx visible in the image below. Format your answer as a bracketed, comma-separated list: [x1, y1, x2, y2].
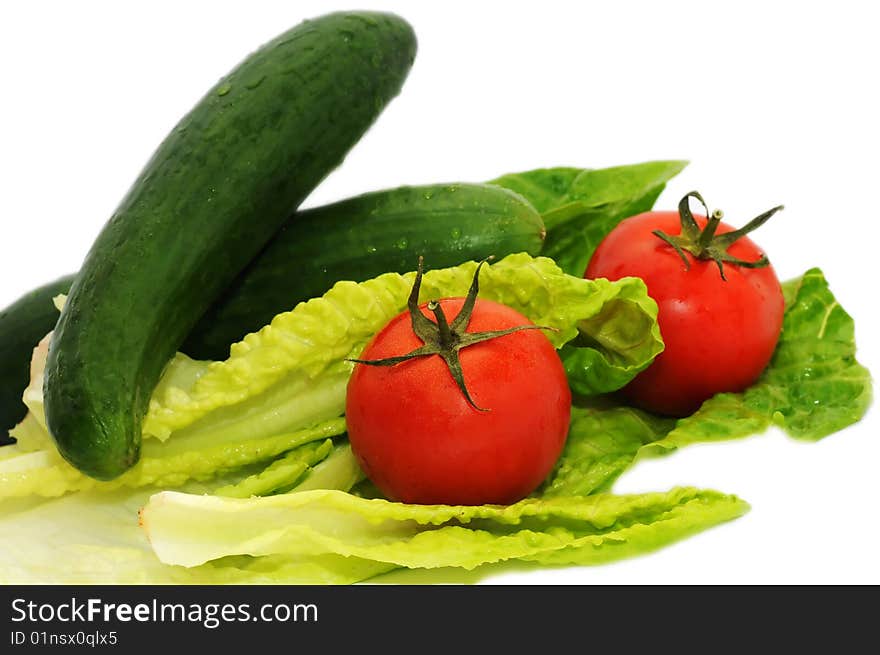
[349, 257, 554, 411]
[652, 191, 784, 280]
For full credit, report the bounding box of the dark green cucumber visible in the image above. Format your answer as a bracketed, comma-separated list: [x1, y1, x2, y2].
[0, 276, 74, 439]
[183, 183, 546, 359]
[43, 12, 417, 480]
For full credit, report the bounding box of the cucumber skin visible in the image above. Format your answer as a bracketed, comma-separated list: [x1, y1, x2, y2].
[0, 276, 73, 439]
[43, 13, 417, 480]
[182, 183, 546, 359]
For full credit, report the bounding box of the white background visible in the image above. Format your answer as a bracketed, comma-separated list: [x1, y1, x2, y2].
[1, 1, 877, 584]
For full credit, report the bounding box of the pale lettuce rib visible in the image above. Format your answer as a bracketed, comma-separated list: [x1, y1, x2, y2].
[214, 439, 334, 498]
[285, 443, 365, 493]
[13, 342, 208, 449]
[0, 418, 345, 500]
[7, 413, 52, 453]
[10, 332, 53, 452]
[141, 487, 748, 570]
[0, 482, 393, 584]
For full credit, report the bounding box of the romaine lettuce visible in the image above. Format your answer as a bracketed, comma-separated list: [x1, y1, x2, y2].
[0, 482, 394, 584]
[213, 439, 334, 498]
[286, 443, 365, 494]
[540, 401, 674, 497]
[643, 267, 872, 454]
[141, 486, 747, 573]
[0, 415, 346, 500]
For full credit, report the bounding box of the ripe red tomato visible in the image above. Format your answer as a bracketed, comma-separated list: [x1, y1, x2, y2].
[346, 296, 571, 506]
[585, 196, 784, 416]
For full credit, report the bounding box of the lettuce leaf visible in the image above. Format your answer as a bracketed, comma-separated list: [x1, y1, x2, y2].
[0, 482, 393, 584]
[490, 161, 688, 275]
[213, 439, 334, 498]
[286, 443, 365, 494]
[141, 486, 747, 572]
[559, 282, 664, 395]
[643, 267, 872, 454]
[144, 253, 662, 442]
[540, 401, 674, 497]
[0, 416, 345, 500]
[0, 480, 745, 583]
[1, 328, 345, 501]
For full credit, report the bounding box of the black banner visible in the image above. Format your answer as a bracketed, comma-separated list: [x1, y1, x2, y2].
[0, 585, 873, 650]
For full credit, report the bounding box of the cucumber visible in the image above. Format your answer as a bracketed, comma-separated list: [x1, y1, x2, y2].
[0, 276, 74, 439]
[183, 183, 546, 359]
[43, 12, 417, 480]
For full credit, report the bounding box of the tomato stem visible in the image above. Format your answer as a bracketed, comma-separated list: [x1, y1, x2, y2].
[652, 191, 783, 280]
[348, 257, 554, 411]
[428, 300, 454, 346]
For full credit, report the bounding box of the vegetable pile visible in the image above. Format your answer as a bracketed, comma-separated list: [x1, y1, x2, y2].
[0, 12, 871, 584]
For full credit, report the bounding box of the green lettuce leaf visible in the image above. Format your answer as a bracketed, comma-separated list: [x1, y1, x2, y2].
[0, 480, 745, 583]
[540, 401, 674, 497]
[286, 443, 365, 494]
[749, 268, 872, 439]
[144, 253, 662, 442]
[213, 439, 334, 498]
[643, 267, 872, 454]
[1, 325, 346, 501]
[141, 486, 747, 572]
[490, 161, 688, 275]
[559, 280, 664, 395]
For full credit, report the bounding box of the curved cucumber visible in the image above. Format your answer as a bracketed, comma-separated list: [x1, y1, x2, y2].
[182, 183, 545, 359]
[43, 13, 417, 480]
[0, 276, 74, 438]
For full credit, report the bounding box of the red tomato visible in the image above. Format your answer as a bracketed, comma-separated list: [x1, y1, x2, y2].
[346, 297, 571, 506]
[585, 205, 784, 417]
